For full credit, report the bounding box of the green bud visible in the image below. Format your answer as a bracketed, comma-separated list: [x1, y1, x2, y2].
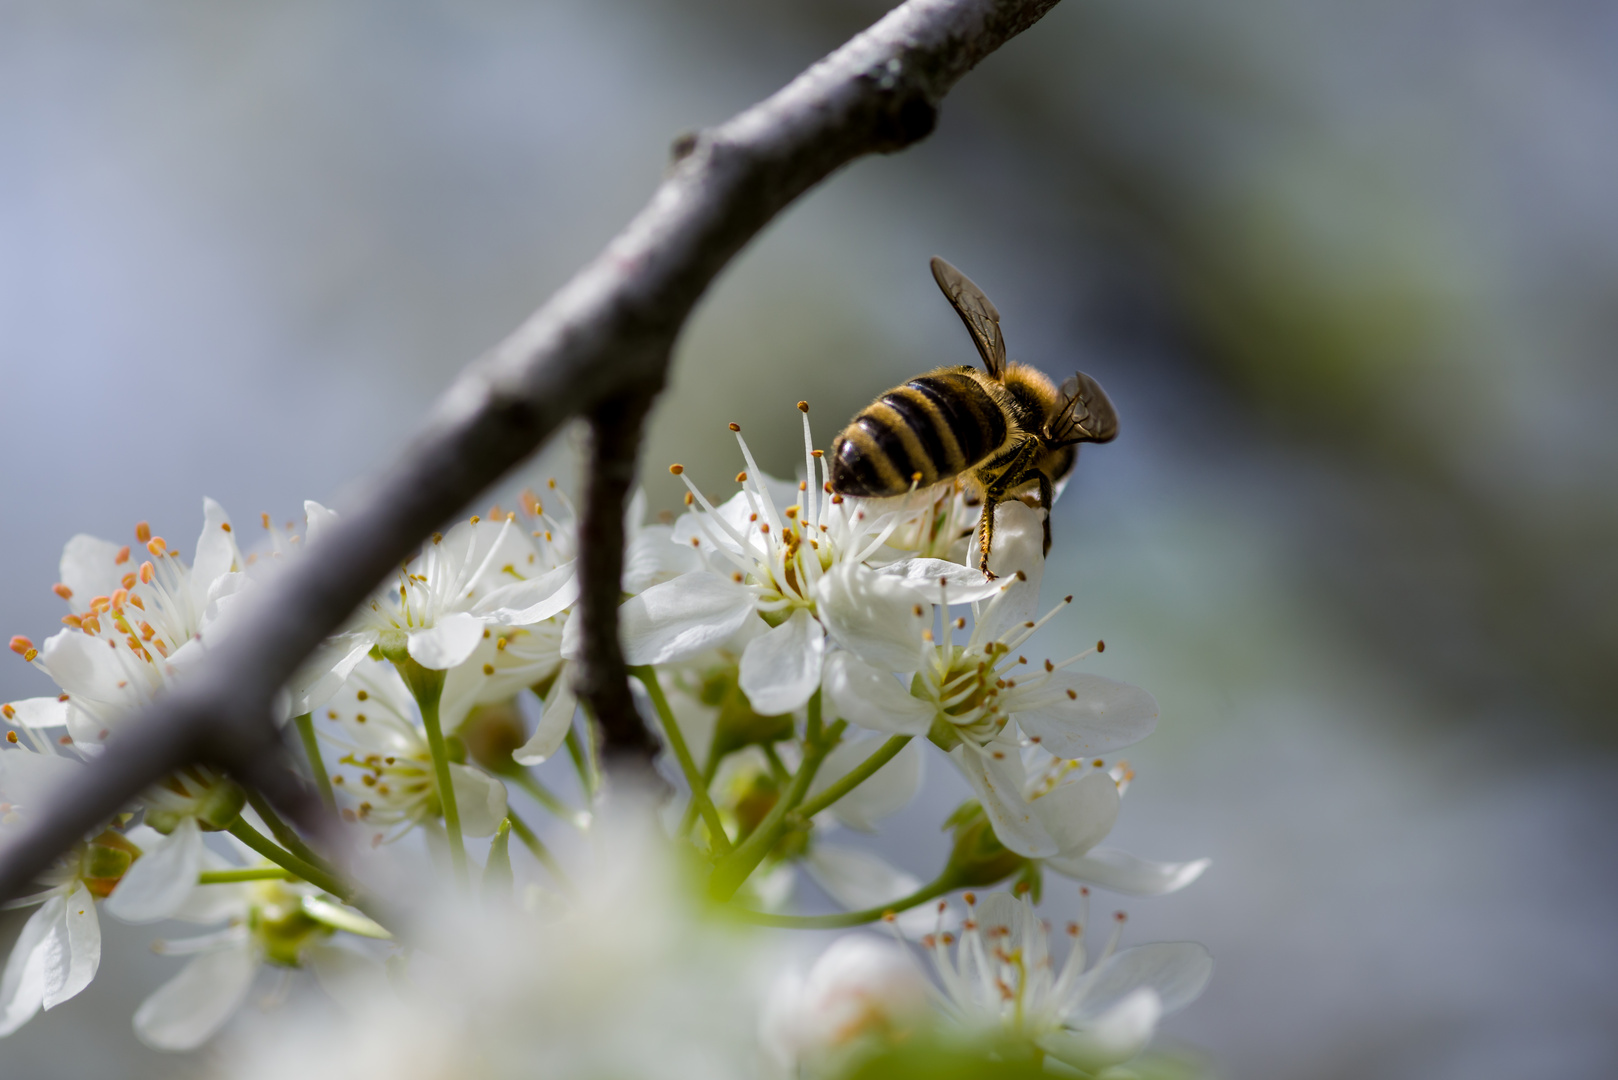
[251, 885, 333, 968]
[458, 700, 528, 775]
[143, 808, 183, 835]
[701, 666, 793, 759]
[195, 778, 247, 831]
[938, 800, 1027, 890]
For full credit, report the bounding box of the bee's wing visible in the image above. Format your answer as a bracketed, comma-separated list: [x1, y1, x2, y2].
[1048, 371, 1119, 445]
[930, 256, 1007, 380]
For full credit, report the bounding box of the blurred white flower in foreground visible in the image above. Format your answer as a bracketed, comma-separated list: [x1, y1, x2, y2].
[217, 801, 779, 1080]
[925, 890, 1212, 1074]
[761, 934, 931, 1076]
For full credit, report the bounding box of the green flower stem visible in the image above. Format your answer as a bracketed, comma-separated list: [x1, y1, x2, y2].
[243, 787, 335, 877]
[790, 735, 912, 823]
[226, 819, 348, 899]
[198, 867, 295, 885]
[483, 819, 514, 900]
[729, 875, 951, 929]
[760, 743, 791, 787]
[412, 675, 468, 886]
[708, 705, 846, 903]
[513, 771, 587, 830]
[630, 666, 732, 857]
[564, 722, 600, 801]
[676, 741, 724, 839]
[293, 712, 335, 809]
[507, 809, 571, 890]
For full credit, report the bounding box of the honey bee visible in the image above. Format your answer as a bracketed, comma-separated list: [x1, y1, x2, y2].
[829, 257, 1118, 575]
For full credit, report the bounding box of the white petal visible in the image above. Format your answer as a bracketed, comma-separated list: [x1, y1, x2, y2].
[949, 745, 1059, 857]
[448, 764, 508, 837]
[307, 942, 390, 1016]
[472, 562, 579, 625]
[974, 501, 1047, 640]
[1076, 942, 1214, 1018]
[876, 558, 1000, 604]
[618, 571, 756, 665]
[1039, 988, 1161, 1071]
[738, 609, 825, 716]
[0, 747, 84, 810]
[1043, 849, 1210, 896]
[1013, 674, 1158, 759]
[1, 697, 69, 729]
[820, 652, 935, 736]
[815, 562, 927, 674]
[303, 501, 340, 545]
[406, 612, 485, 670]
[133, 945, 258, 1051]
[623, 524, 700, 593]
[44, 883, 100, 1009]
[810, 735, 923, 831]
[38, 629, 125, 704]
[1032, 768, 1120, 859]
[803, 844, 920, 913]
[106, 817, 204, 924]
[513, 674, 577, 766]
[288, 632, 374, 715]
[189, 498, 241, 609]
[0, 898, 56, 1035]
[57, 535, 126, 613]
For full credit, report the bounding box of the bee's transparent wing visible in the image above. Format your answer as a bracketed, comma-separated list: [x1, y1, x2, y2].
[1048, 371, 1119, 445]
[930, 256, 1006, 379]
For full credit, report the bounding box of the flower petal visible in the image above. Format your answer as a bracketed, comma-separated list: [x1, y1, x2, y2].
[288, 632, 375, 715]
[949, 745, 1058, 857]
[38, 629, 125, 705]
[739, 609, 825, 716]
[1032, 767, 1120, 859]
[809, 735, 924, 831]
[1, 697, 69, 730]
[472, 562, 579, 625]
[58, 535, 126, 614]
[1076, 942, 1214, 1018]
[448, 764, 509, 837]
[876, 559, 1001, 604]
[974, 501, 1047, 640]
[820, 652, 935, 737]
[0, 746, 85, 810]
[816, 562, 927, 674]
[106, 817, 204, 924]
[619, 571, 756, 666]
[44, 883, 99, 1010]
[303, 501, 340, 545]
[513, 673, 577, 766]
[1038, 988, 1162, 1072]
[189, 498, 241, 609]
[1043, 849, 1210, 896]
[624, 524, 700, 593]
[1013, 674, 1158, 758]
[406, 612, 485, 670]
[803, 844, 920, 913]
[0, 897, 58, 1035]
[133, 943, 258, 1051]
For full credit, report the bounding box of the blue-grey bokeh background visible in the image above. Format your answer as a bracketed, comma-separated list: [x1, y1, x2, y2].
[4, 1, 1616, 1077]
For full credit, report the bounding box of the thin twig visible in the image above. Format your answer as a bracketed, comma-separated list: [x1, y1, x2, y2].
[0, 0, 1064, 904]
[576, 388, 662, 765]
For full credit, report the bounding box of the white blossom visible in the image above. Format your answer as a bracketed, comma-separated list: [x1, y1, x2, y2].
[761, 934, 931, 1074]
[613, 407, 996, 717]
[918, 890, 1212, 1073]
[319, 658, 508, 844]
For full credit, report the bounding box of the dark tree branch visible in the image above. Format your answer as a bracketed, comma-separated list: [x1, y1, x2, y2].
[0, 0, 1063, 902]
[576, 386, 662, 765]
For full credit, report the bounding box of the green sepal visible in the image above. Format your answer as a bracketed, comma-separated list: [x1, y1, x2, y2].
[195, 778, 247, 831]
[483, 819, 514, 902]
[938, 799, 1027, 890]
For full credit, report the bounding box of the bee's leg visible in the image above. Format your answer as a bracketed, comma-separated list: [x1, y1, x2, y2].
[978, 490, 1001, 576]
[1031, 470, 1054, 556]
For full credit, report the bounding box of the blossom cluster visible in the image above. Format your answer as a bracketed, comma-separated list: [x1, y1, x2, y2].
[1, 405, 1212, 1077]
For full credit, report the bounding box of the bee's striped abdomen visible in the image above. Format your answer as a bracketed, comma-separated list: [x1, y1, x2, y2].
[830, 370, 1007, 497]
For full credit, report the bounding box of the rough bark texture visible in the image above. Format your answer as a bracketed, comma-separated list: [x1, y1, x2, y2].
[0, 0, 1063, 903]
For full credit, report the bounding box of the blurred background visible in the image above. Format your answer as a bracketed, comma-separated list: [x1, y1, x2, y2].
[3, 0, 1616, 1076]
